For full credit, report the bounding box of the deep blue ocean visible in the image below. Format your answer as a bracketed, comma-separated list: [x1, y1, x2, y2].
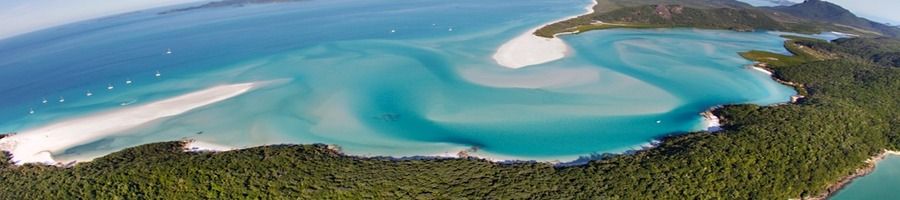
[0, 0, 806, 161]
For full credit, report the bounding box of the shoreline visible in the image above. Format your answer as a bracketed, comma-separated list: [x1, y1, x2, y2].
[803, 150, 900, 200]
[0, 82, 261, 165]
[702, 107, 723, 132]
[178, 140, 669, 167]
[311, 140, 663, 167]
[698, 61, 805, 135]
[738, 39, 884, 200]
[751, 65, 774, 75]
[491, 0, 597, 69]
[749, 63, 806, 103]
[0, 1, 811, 169]
[732, 58, 892, 199]
[183, 139, 240, 152]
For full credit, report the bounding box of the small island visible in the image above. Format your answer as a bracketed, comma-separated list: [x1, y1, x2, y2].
[536, 0, 900, 38]
[159, 0, 309, 14]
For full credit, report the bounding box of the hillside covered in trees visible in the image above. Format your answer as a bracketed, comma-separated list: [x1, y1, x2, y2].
[536, 0, 900, 38]
[1, 35, 899, 199]
[766, 0, 900, 37]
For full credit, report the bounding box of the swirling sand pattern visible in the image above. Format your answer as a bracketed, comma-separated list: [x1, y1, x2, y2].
[0, 0, 795, 162]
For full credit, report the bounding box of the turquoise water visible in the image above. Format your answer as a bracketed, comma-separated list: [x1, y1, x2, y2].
[832, 155, 900, 200]
[0, 0, 797, 161]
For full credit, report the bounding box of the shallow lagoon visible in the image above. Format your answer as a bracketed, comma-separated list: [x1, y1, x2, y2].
[831, 155, 900, 200]
[0, 0, 797, 161]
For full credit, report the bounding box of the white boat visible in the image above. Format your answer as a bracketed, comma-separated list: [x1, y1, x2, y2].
[391, 29, 396, 33]
[448, 27, 453, 31]
[107, 84, 114, 90]
[155, 70, 162, 77]
[120, 99, 137, 106]
[166, 48, 172, 54]
[656, 120, 662, 124]
[58, 96, 65, 103]
[42, 98, 48, 104]
[29, 108, 35, 115]
[126, 79, 133, 85]
[86, 90, 93, 97]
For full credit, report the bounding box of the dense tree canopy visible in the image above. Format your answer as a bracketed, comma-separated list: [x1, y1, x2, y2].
[536, 2, 795, 37]
[2, 32, 899, 200]
[535, 0, 900, 38]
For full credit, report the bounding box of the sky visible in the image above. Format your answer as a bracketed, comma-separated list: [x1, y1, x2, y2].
[814, 0, 900, 25]
[738, 0, 900, 25]
[0, 0, 899, 40]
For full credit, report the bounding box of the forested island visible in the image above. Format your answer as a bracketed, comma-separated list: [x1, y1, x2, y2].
[2, 0, 900, 199]
[536, 0, 900, 38]
[159, 0, 309, 14]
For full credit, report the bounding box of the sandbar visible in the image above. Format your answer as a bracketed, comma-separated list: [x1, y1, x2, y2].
[0, 82, 259, 165]
[491, 0, 597, 69]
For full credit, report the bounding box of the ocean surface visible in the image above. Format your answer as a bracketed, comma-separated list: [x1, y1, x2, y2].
[832, 155, 900, 200]
[0, 0, 802, 161]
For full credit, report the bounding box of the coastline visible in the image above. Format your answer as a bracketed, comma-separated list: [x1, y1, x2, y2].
[0, 0, 895, 198]
[296, 140, 663, 167]
[751, 65, 774, 75]
[491, 0, 597, 69]
[183, 139, 239, 152]
[0, 1, 815, 169]
[0, 4, 803, 168]
[698, 62, 803, 135]
[0, 82, 261, 165]
[737, 38, 892, 200]
[491, 0, 799, 145]
[749, 63, 806, 103]
[804, 150, 900, 200]
[702, 108, 723, 132]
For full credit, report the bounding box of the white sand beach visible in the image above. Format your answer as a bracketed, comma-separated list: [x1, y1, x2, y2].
[493, 32, 569, 69]
[751, 65, 774, 75]
[184, 140, 237, 152]
[703, 111, 723, 132]
[430, 149, 522, 163]
[0, 82, 259, 165]
[491, 0, 597, 69]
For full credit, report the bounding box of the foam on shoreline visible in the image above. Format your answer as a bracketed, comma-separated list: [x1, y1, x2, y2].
[184, 140, 238, 152]
[751, 65, 774, 75]
[491, 0, 597, 69]
[702, 110, 723, 132]
[0, 82, 260, 165]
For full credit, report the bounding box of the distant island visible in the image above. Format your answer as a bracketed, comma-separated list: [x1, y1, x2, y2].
[159, 0, 308, 14]
[536, 0, 900, 38]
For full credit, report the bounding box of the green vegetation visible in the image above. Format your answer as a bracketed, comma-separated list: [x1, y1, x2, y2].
[1, 37, 899, 199]
[555, 5, 809, 36]
[767, 0, 900, 37]
[595, 5, 783, 31]
[159, 0, 309, 14]
[739, 50, 807, 67]
[740, 36, 830, 67]
[536, 0, 900, 38]
[828, 38, 900, 67]
[536, 1, 809, 38]
[570, 23, 668, 34]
